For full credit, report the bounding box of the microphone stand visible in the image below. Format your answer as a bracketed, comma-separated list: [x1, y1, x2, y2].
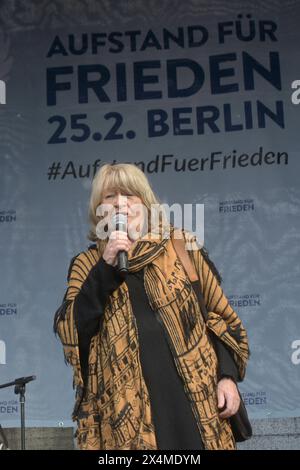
[0, 375, 36, 450]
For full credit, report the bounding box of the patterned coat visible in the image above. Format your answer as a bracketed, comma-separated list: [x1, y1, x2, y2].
[54, 230, 249, 450]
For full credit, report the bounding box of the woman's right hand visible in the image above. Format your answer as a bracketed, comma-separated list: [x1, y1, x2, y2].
[102, 231, 133, 266]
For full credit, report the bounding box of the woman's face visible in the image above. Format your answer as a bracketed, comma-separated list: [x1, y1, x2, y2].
[100, 189, 147, 241]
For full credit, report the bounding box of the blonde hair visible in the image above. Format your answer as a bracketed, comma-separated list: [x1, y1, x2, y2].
[88, 163, 168, 252]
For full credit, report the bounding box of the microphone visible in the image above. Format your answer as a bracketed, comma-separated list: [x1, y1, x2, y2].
[14, 375, 36, 385]
[112, 213, 129, 275]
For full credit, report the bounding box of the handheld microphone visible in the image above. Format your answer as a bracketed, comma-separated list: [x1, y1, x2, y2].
[112, 213, 129, 275]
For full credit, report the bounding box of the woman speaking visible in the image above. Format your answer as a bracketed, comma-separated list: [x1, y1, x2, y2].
[54, 163, 249, 450]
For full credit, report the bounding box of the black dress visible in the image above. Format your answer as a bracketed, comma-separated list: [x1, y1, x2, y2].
[74, 257, 238, 450]
[125, 269, 204, 450]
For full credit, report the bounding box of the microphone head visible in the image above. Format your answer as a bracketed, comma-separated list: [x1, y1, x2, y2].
[14, 375, 36, 385]
[112, 212, 127, 231]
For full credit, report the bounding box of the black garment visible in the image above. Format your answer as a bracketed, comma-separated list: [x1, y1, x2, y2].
[125, 269, 203, 450]
[74, 257, 124, 383]
[73, 256, 238, 449]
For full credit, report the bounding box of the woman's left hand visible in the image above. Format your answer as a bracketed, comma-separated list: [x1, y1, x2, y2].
[217, 377, 240, 419]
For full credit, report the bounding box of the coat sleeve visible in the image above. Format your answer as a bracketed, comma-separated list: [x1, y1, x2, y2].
[53, 249, 123, 390]
[186, 235, 250, 381]
[201, 250, 249, 381]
